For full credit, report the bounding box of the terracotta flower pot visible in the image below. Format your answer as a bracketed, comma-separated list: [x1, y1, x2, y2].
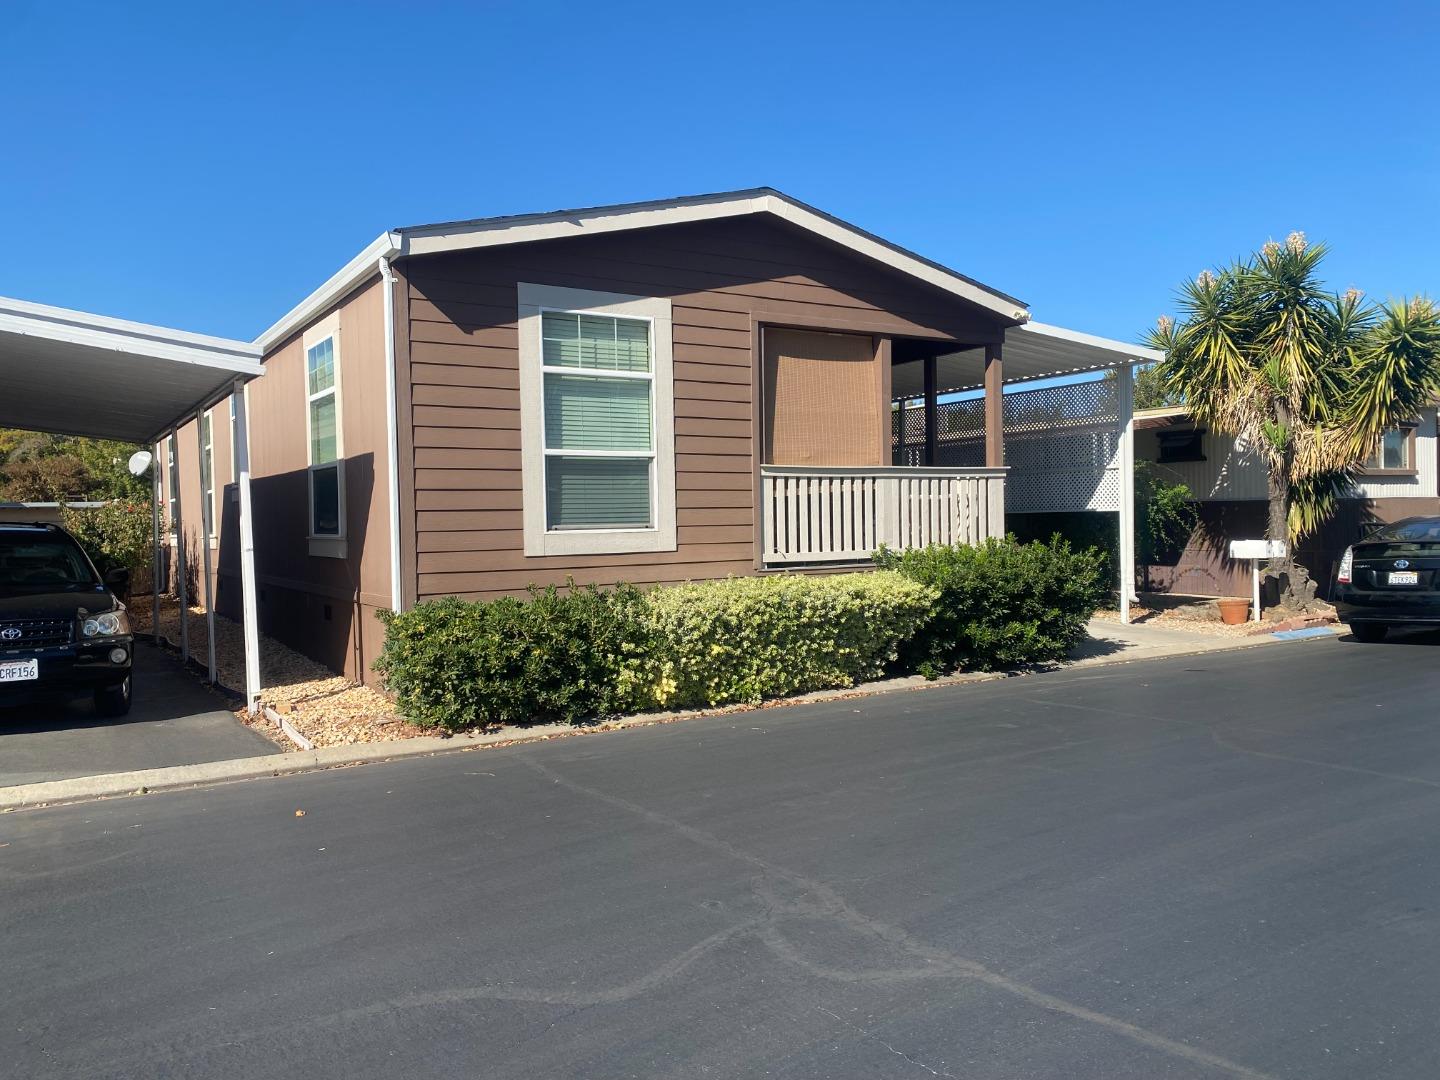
[1217, 597, 1251, 625]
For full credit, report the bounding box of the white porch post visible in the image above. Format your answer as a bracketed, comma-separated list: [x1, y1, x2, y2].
[171, 430, 190, 662]
[1116, 362, 1137, 624]
[150, 442, 161, 642]
[194, 409, 217, 683]
[232, 378, 262, 713]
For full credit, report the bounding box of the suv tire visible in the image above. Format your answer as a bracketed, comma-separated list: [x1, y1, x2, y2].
[1351, 623, 1389, 643]
[94, 676, 132, 717]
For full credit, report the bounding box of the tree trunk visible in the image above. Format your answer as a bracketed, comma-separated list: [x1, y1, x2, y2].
[1263, 467, 1319, 615]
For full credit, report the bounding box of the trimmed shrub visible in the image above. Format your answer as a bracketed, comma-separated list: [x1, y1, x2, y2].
[61, 499, 156, 579]
[634, 571, 936, 709]
[876, 536, 1108, 674]
[374, 583, 654, 731]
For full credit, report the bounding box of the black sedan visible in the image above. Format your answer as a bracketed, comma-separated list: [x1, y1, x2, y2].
[0, 522, 133, 715]
[1333, 516, 1440, 642]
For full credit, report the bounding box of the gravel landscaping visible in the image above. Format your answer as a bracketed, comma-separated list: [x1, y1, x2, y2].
[131, 594, 437, 749]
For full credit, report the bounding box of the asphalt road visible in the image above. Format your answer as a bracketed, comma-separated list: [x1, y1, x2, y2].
[6, 634, 1440, 1079]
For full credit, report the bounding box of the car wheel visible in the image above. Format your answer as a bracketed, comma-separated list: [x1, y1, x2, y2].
[94, 676, 132, 717]
[1350, 623, 1389, 643]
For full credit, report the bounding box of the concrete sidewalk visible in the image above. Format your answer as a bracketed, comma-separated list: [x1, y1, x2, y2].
[1073, 616, 1295, 666]
[0, 617, 1327, 810]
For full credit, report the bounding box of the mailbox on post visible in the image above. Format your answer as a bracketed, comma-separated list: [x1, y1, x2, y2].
[1228, 539, 1288, 623]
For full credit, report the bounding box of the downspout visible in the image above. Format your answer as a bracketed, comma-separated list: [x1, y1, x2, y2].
[378, 254, 404, 613]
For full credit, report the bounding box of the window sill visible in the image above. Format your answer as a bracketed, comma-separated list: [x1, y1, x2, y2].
[1357, 469, 1418, 478]
[307, 536, 348, 559]
[525, 526, 675, 558]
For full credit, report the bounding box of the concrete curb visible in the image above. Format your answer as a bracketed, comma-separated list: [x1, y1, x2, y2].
[0, 628, 1322, 812]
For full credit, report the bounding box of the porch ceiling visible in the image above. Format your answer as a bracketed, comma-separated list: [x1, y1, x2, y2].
[891, 321, 1163, 399]
[0, 295, 263, 444]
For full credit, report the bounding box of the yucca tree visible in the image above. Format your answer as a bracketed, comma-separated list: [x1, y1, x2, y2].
[1146, 233, 1440, 609]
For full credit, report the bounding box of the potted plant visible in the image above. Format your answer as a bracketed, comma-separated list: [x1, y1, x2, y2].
[1216, 597, 1251, 625]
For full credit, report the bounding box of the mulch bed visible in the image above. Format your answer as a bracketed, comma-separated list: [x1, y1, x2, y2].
[130, 594, 440, 749]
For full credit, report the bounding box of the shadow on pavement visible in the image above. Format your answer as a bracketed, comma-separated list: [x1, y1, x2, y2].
[0, 643, 279, 787]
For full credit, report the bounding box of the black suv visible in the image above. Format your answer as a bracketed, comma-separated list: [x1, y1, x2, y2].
[1333, 516, 1440, 643]
[0, 522, 133, 716]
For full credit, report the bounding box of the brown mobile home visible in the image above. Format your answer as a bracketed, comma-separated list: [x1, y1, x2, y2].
[160, 190, 1151, 685]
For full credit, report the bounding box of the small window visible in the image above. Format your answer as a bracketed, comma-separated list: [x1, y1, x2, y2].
[229, 395, 241, 486]
[199, 411, 214, 535]
[305, 333, 344, 541]
[1156, 428, 1206, 464]
[167, 437, 178, 535]
[1363, 427, 1413, 472]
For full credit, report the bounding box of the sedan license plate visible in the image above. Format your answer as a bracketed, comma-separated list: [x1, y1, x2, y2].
[0, 658, 38, 682]
[1389, 571, 1420, 586]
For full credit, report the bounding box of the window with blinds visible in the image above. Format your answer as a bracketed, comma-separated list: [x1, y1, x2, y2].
[540, 311, 654, 529]
[306, 335, 343, 537]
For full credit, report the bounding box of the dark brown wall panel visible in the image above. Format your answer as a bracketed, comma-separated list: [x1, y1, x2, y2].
[402, 214, 1006, 602]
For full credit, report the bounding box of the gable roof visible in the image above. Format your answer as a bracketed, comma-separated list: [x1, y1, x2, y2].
[256, 188, 1030, 351]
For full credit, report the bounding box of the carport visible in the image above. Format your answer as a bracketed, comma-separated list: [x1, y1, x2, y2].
[0, 294, 267, 710]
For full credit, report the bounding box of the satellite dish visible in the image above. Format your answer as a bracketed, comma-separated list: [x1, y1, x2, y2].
[127, 450, 153, 477]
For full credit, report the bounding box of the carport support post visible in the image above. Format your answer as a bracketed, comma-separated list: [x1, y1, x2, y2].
[194, 410, 217, 684]
[171, 429, 190, 663]
[1117, 362, 1136, 624]
[233, 378, 262, 713]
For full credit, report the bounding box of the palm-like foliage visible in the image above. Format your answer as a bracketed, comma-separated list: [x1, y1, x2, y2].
[1146, 235, 1440, 558]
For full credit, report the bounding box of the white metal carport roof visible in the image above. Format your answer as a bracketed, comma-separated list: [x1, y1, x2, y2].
[890, 321, 1164, 399]
[0, 293, 266, 711]
[0, 295, 263, 443]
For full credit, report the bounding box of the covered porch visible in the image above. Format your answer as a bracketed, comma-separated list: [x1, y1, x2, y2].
[758, 321, 1161, 619]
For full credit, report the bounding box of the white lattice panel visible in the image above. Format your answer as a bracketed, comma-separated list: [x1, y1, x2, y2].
[892, 376, 1124, 514]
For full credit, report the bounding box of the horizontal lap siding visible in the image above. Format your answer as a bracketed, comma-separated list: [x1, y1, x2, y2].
[405, 216, 991, 602]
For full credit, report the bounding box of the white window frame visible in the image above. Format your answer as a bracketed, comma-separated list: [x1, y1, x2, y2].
[200, 409, 216, 544]
[303, 312, 347, 559]
[518, 282, 676, 557]
[166, 436, 178, 537]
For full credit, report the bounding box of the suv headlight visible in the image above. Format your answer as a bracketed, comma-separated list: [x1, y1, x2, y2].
[82, 609, 130, 638]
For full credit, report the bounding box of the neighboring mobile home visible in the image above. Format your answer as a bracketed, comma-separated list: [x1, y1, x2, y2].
[159, 190, 1153, 685]
[1133, 405, 1440, 597]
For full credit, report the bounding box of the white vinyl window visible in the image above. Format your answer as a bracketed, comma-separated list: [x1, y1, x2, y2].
[518, 283, 676, 557]
[1364, 427, 1413, 472]
[166, 436, 178, 536]
[541, 311, 655, 530]
[229, 394, 241, 486]
[303, 314, 346, 557]
[199, 410, 215, 537]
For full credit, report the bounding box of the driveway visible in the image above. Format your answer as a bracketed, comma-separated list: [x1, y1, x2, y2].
[0, 642, 279, 787]
[7, 633, 1440, 1078]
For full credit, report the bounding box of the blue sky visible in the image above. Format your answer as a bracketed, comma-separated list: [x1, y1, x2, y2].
[3, 1, 1436, 344]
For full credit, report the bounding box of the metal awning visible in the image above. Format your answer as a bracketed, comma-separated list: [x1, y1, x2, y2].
[891, 321, 1163, 399]
[0, 292, 266, 711]
[0, 295, 263, 443]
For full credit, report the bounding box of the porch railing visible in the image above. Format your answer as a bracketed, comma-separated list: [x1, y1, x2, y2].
[760, 465, 1007, 567]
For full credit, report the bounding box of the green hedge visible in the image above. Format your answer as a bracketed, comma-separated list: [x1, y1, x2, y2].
[875, 536, 1108, 675]
[637, 571, 936, 708]
[374, 584, 653, 731]
[375, 538, 1108, 730]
